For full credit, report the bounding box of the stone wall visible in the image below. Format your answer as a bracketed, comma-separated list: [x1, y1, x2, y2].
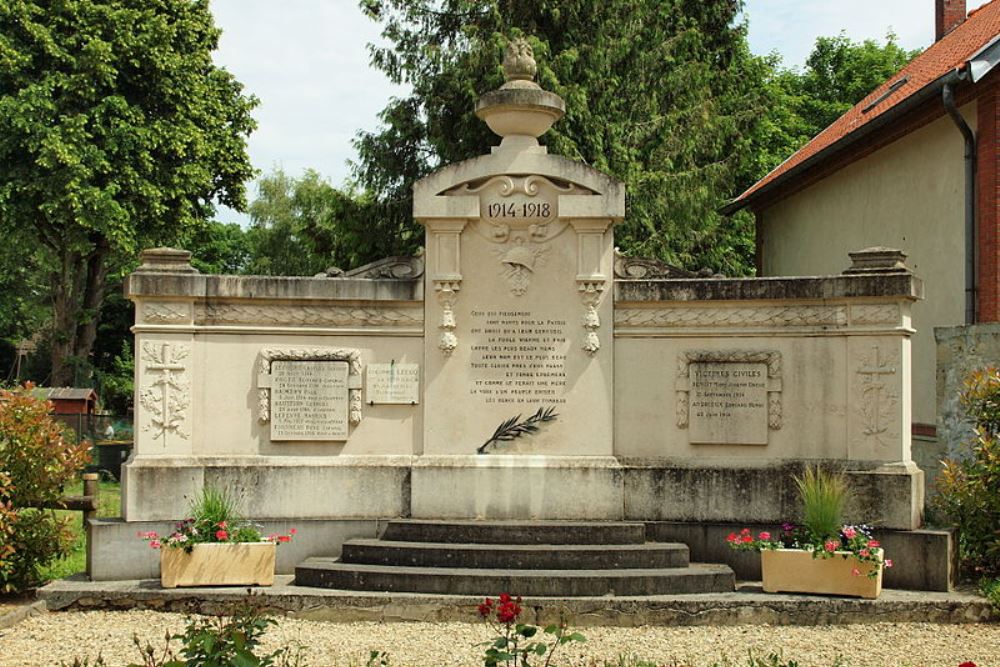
[936, 323, 1000, 459]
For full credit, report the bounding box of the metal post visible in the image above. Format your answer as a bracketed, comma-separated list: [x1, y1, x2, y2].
[82, 472, 99, 578]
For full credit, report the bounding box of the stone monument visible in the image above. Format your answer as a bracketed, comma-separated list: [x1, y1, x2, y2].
[89, 38, 952, 593]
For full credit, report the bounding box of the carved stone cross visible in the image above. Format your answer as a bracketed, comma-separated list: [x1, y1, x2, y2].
[857, 345, 896, 436]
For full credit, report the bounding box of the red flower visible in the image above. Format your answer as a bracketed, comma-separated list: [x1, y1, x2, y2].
[278, 534, 291, 543]
[758, 531, 771, 541]
[740, 528, 751, 536]
[726, 532, 739, 543]
[824, 540, 838, 553]
[289, 528, 297, 535]
[741, 534, 753, 543]
[215, 529, 228, 540]
[496, 600, 522, 624]
[478, 598, 494, 617]
[958, 662, 977, 667]
[867, 540, 881, 549]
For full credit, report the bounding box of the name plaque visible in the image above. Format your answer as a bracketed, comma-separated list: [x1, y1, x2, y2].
[688, 362, 768, 445]
[270, 360, 349, 441]
[366, 363, 420, 404]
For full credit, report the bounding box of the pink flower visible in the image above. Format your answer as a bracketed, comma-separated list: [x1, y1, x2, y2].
[824, 540, 838, 553]
[740, 528, 751, 536]
[758, 532, 771, 541]
[851, 567, 861, 577]
[217, 520, 227, 529]
[278, 535, 291, 543]
[215, 530, 228, 540]
[289, 528, 297, 535]
[885, 559, 893, 568]
[149, 540, 161, 549]
[867, 539, 881, 549]
[859, 548, 870, 558]
[842, 527, 857, 539]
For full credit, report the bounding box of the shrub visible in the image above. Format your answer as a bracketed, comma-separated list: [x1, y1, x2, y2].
[0, 384, 91, 591]
[934, 367, 1000, 576]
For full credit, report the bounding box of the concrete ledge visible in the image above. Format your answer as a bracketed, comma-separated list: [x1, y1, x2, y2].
[615, 272, 922, 302]
[127, 273, 422, 302]
[122, 456, 413, 521]
[89, 518, 381, 581]
[410, 456, 624, 520]
[644, 522, 958, 592]
[37, 576, 996, 626]
[623, 461, 923, 530]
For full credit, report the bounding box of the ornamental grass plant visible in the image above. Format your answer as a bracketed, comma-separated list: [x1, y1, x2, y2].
[794, 466, 850, 542]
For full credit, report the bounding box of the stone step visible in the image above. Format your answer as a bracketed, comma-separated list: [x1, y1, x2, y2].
[340, 539, 690, 570]
[294, 559, 735, 596]
[380, 520, 647, 545]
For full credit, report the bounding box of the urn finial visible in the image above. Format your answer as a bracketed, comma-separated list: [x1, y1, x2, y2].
[503, 38, 537, 84]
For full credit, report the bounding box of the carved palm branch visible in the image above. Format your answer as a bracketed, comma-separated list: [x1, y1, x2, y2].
[477, 406, 558, 454]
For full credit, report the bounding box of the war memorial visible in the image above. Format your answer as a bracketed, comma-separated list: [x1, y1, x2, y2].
[87, 41, 954, 595]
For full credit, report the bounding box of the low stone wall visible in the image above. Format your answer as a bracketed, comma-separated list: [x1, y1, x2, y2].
[936, 323, 1000, 458]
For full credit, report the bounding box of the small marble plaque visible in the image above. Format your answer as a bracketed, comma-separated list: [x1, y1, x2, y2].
[270, 360, 349, 440]
[688, 362, 768, 445]
[366, 363, 420, 404]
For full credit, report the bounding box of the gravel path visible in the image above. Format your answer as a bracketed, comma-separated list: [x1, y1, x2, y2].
[0, 611, 998, 666]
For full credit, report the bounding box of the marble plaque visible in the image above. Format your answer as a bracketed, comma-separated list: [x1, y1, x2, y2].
[688, 362, 768, 445]
[366, 363, 420, 404]
[270, 360, 349, 440]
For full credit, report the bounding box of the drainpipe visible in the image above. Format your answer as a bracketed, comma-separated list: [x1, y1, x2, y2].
[943, 79, 977, 324]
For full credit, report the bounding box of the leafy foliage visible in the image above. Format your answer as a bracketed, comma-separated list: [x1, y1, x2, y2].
[934, 367, 1000, 576]
[477, 592, 584, 666]
[64, 595, 306, 667]
[0, 0, 256, 384]
[0, 385, 91, 591]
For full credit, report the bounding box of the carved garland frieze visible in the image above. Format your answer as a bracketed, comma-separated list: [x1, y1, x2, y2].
[675, 350, 783, 430]
[615, 305, 848, 329]
[850, 304, 901, 326]
[139, 342, 191, 443]
[257, 347, 363, 426]
[435, 281, 461, 355]
[578, 280, 604, 356]
[196, 304, 423, 328]
[143, 302, 191, 324]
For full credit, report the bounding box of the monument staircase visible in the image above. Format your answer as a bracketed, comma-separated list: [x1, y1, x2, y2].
[295, 520, 735, 596]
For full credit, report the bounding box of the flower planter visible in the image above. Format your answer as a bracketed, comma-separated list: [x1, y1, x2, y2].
[160, 542, 276, 589]
[761, 548, 883, 599]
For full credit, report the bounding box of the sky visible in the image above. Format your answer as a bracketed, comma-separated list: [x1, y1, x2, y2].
[209, 0, 993, 226]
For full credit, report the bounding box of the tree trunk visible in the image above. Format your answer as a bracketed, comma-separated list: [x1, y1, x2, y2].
[48, 245, 88, 387]
[72, 239, 111, 372]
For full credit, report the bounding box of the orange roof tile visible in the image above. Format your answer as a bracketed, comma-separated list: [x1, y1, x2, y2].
[732, 0, 1000, 209]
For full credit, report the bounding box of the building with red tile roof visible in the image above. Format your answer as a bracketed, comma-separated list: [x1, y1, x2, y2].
[726, 1, 1000, 457]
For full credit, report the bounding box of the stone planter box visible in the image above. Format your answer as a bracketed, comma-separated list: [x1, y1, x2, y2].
[761, 548, 883, 599]
[160, 543, 276, 589]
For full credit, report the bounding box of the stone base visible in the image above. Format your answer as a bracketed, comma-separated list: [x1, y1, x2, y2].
[410, 455, 625, 520]
[645, 521, 957, 592]
[623, 459, 924, 530]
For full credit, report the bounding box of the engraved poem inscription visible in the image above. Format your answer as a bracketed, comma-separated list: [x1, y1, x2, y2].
[467, 310, 568, 405]
[271, 361, 349, 440]
[689, 362, 768, 445]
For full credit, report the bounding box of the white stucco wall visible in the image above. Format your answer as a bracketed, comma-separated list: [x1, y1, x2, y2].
[759, 105, 973, 426]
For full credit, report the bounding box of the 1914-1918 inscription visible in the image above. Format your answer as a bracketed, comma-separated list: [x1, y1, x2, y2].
[467, 310, 568, 405]
[271, 361, 349, 440]
[689, 362, 768, 445]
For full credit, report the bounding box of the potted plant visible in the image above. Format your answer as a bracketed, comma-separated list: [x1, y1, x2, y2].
[139, 487, 295, 588]
[726, 466, 892, 599]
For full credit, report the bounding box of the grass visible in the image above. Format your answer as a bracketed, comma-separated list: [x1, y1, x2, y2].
[794, 466, 849, 541]
[36, 477, 121, 582]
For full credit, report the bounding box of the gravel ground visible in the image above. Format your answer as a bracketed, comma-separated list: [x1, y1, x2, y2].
[0, 611, 998, 667]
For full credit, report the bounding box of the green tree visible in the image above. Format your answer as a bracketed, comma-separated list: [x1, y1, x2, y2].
[246, 169, 376, 276]
[0, 0, 257, 385]
[355, 0, 775, 275]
